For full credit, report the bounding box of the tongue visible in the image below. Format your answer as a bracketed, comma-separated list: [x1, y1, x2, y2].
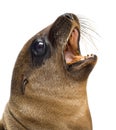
[64, 51, 83, 64]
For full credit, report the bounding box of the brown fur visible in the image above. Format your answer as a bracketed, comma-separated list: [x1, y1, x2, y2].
[0, 13, 97, 130]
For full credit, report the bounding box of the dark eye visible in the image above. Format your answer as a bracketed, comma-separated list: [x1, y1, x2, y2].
[31, 39, 46, 56]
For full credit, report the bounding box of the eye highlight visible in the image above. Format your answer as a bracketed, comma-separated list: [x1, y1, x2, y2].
[31, 39, 46, 56]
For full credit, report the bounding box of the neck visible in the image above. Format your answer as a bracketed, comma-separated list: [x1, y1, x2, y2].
[7, 81, 92, 130]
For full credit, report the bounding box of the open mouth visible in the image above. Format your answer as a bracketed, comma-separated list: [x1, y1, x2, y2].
[63, 27, 97, 66]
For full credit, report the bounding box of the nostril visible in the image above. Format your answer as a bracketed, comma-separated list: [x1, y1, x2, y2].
[64, 13, 74, 20]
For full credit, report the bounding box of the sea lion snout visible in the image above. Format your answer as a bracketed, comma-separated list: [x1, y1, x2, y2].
[48, 13, 97, 81]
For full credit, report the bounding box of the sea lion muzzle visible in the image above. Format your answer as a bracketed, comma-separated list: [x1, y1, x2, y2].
[29, 13, 97, 80]
[29, 13, 97, 81]
[51, 13, 97, 80]
[0, 13, 97, 130]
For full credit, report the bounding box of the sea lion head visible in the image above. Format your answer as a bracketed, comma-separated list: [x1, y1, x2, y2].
[11, 13, 97, 97]
[4, 13, 98, 130]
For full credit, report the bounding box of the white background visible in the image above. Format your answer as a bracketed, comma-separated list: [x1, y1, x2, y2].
[0, 0, 116, 130]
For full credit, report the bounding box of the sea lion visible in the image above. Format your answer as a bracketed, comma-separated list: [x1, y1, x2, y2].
[0, 13, 97, 130]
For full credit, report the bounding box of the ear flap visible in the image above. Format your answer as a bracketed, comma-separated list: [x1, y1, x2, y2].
[21, 74, 28, 95]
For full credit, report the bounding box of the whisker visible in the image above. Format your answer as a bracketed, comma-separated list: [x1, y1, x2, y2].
[80, 23, 99, 37]
[78, 16, 99, 53]
[80, 28, 98, 51]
